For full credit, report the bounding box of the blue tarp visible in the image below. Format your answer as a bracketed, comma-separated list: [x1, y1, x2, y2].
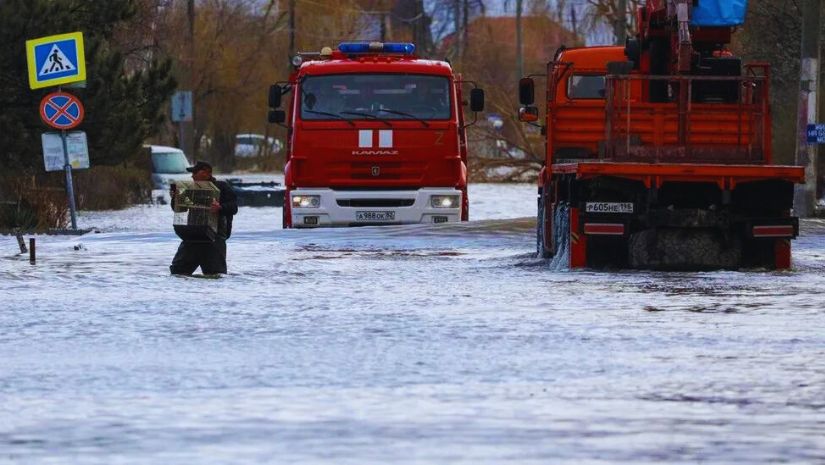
[691, 0, 748, 27]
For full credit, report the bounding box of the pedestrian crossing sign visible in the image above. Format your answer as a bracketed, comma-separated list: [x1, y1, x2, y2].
[26, 32, 86, 90]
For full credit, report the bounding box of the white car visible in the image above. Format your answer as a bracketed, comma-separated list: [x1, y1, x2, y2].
[147, 145, 192, 189]
[234, 134, 282, 158]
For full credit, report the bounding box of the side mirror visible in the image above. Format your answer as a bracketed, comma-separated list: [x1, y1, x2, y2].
[470, 88, 485, 112]
[519, 78, 535, 105]
[268, 109, 286, 124]
[268, 84, 282, 108]
[518, 106, 539, 123]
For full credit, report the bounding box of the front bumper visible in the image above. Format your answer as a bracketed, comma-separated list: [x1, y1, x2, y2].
[290, 188, 462, 227]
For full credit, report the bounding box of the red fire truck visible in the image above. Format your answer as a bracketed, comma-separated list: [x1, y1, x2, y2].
[267, 42, 484, 228]
[518, 0, 805, 269]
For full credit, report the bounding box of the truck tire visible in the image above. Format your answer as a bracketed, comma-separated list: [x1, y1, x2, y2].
[628, 228, 742, 270]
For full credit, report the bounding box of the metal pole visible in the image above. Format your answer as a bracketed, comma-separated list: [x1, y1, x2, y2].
[178, 122, 185, 151]
[29, 238, 35, 264]
[794, 0, 822, 217]
[61, 130, 78, 230]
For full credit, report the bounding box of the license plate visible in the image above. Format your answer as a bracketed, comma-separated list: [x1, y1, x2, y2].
[585, 202, 634, 214]
[356, 211, 395, 221]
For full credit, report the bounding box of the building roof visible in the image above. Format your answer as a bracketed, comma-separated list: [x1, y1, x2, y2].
[441, 15, 580, 65]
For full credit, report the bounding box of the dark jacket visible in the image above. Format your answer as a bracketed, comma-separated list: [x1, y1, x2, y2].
[171, 178, 238, 239]
[214, 179, 238, 239]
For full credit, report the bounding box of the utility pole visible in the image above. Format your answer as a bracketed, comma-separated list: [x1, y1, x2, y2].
[462, 0, 469, 59]
[794, 0, 822, 217]
[516, 0, 523, 80]
[288, 0, 296, 58]
[615, 0, 628, 45]
[185, 0, 195, 159]
[571, 5, 578, 41]
[453, 0, 462, 60]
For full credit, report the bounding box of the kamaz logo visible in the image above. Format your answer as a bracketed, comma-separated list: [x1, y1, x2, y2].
[355, 129, 398, 155]
[352, 149, 399, 156]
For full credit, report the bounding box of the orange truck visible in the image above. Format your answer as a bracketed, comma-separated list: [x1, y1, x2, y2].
[518, 0, 805, 270]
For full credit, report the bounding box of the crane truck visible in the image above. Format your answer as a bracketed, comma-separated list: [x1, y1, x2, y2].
[267, 42, 484, 228]
[518, 0, 805, 270]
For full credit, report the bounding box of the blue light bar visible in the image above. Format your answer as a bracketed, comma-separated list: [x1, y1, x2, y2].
[382, 43, 415, 54]
[338, 42, 372, 54]
[337, 42, 415, 55]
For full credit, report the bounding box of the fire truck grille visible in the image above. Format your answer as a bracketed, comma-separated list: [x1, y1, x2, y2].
[336, 199, 415, 207]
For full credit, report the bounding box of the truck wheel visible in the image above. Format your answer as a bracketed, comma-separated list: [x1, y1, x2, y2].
[628, 229, 742, 270]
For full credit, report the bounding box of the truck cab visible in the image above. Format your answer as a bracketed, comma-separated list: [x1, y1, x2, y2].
[268, 42, 484, 228]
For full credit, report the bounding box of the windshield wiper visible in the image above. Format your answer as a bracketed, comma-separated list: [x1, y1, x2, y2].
[376, 108, 430, 127]
[340, 111, 392, 127]
[303, 109, 355, 126]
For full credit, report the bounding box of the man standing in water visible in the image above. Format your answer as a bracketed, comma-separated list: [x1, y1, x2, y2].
[170, 161, 238, 275]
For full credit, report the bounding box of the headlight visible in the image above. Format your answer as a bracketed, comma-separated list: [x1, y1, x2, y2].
[292, 195, 320, 208]
[431, 195, 459, 208]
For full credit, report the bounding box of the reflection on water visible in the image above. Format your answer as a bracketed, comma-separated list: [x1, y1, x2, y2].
[1, 198, 824, 464]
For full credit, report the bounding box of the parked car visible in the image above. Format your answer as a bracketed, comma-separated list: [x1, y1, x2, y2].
[234, 134, 282, 158]
[147, 145, 192, 189]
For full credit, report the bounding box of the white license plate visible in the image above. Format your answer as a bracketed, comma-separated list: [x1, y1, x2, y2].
[585, 202, 634, 214]
[356, 211, 395, 221]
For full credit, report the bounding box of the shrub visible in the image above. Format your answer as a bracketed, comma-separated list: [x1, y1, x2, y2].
[73, 165, 153, 211]
[0, 175, 69, 230]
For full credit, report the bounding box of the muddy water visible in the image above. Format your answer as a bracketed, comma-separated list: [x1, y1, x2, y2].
[1, 185, 824, 464]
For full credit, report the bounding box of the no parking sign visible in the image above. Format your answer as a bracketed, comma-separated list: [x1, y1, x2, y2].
[39, 91, 84, 130]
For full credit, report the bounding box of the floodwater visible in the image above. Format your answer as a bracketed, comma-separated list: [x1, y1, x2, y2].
[2, 182, 825, 464]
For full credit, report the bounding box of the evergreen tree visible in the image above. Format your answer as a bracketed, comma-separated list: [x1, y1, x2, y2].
[0, 0, 176, 173]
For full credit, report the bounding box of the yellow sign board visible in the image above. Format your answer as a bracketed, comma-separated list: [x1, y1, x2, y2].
[26, 32, 86, 90]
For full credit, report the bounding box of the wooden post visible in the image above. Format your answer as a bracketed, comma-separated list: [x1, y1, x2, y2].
[16, 233, 27, 254]
[29, 238, 35, 264]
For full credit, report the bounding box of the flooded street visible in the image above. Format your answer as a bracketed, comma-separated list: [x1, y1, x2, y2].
[2, 183, 825, 464]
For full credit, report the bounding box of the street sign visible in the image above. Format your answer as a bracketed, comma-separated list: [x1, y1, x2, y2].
[806, 124, 825, 143]
[42, 131, 89, 172]
[26, 32, 86, 90]
[40, 92, 84, 130]
[171, 90, 193, 122]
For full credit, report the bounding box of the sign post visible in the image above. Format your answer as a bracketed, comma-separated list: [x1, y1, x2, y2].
[171, 90, 193, 153]
[39, 91, 85, 230]
[27, 32, 87, 230]
[61, 132, 78, 229]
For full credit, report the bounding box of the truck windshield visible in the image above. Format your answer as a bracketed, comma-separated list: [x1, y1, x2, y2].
[300, 74, 451, 121]
[151, 151, 189, 174]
